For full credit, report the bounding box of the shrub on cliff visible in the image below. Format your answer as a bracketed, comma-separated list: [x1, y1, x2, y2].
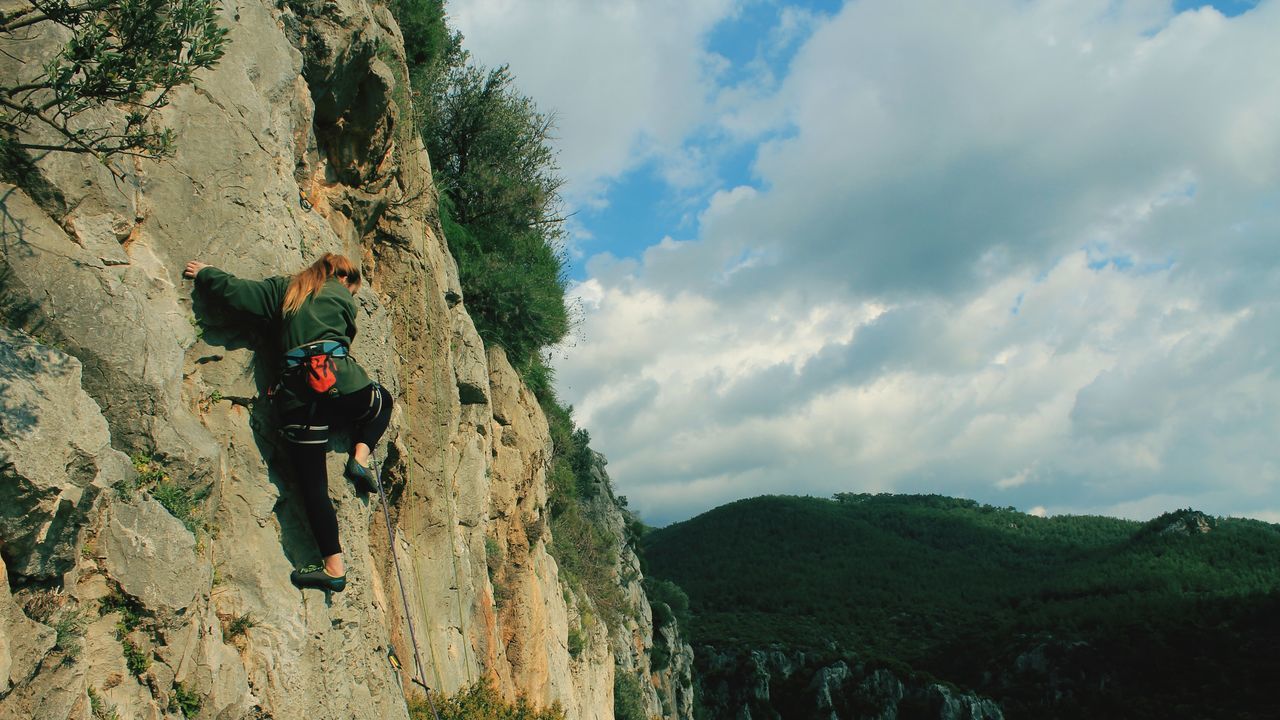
[409, 681, 565, 720]
[613, 670, 647, 720]
[393, 0, 570, 372]
[0, 0, 228, 163]
[440, 196, 569, 370]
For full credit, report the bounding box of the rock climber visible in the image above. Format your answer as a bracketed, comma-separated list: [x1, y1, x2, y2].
[184, 253, 393, 593]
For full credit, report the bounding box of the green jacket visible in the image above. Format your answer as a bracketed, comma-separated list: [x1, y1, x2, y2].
[196, 267, 372, 410]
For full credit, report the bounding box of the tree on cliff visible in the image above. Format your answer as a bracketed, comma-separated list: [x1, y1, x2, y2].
[395, 0, 571, 372]
[0, 0, 228, 162]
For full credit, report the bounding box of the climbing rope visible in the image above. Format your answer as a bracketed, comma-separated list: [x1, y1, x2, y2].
[373, 457, 443, 720]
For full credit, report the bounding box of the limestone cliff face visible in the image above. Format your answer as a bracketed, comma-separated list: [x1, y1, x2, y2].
[0, 1, 688, 718]
[579, 456, 695, 720]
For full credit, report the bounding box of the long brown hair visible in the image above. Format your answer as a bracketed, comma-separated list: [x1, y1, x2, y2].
[282, 253, 361, 315]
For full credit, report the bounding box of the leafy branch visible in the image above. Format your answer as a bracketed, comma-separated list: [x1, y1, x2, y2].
[1, 0, 228, 167]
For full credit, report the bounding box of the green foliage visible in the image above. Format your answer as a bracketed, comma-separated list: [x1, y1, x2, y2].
[1134, 507, 1218, 539]
[645, 493, 1280, 719]
[424, 65, 562, 232]
[152, 476, 209, 532]
[485, 535, 502, 577]
[392, 0, 571, 371]
[122, 637, 150, 676]
[440, 198, 569, 369]
[88, 687, 122, 720]
[390, 0, 461, 85]
[151, 480, 205, 533]
[613, 669, 647, 720]
[644, 577, 691, 632]
[118, 452, 162, 499]
[170, 682, 202, 718]
[550, 500, 625, 624]
[128, 453, 208, 532]
[223, 613, 254, 640]
[529, 382, 630, 626]
[409, 680, 565, 720]
[650, 638, 671, 672]
[53, 606, 89, 659]
[0, 0, 228, 164]
[567, 625, 585, 659]
[100, 585, 145, 638]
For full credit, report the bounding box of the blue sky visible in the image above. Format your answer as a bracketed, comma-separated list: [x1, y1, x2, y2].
[564, 0, 1260, 278]
[1175, 0, 1258, 14]
[567, 0, 844, 276]
[450, 0, 1280, 526]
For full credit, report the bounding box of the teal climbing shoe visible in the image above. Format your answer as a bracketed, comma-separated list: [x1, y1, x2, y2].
[290, 564, 346, 592]
[345, 456, 377, 494]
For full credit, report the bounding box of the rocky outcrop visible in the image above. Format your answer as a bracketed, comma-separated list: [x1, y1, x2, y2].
[579, 453, 696, 720]
[696, 647, 1003, 720]
[0, 1, 690, 718]
[0, 326, 128, 582]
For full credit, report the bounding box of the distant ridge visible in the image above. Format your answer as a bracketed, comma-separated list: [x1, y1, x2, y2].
[643, 493, 1280, 718]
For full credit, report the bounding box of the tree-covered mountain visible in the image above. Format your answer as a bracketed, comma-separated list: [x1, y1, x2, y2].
[643, 494, 1280, 718]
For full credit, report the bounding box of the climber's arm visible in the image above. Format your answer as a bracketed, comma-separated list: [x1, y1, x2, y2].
[187, 263, 284, 322]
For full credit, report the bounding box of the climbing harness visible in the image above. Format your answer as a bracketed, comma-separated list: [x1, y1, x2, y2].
[372, 456, 443, 720]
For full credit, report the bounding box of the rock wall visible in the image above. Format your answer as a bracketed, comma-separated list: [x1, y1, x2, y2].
[696, 647, 1003, 720]
[579, 455, 695, 720]
[0, 1, 689, 718]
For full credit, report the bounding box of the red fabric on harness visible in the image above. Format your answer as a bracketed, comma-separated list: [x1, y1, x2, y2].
[306, 354, 338, 395]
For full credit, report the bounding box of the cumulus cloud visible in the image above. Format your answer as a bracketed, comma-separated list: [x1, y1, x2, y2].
[448, 0, 737, 205]
[455, 0, 1280, 525]
[561, 251, 1280, 524]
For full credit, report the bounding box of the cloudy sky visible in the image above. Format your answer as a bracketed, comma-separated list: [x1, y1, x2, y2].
[448, 0, 1279, 526]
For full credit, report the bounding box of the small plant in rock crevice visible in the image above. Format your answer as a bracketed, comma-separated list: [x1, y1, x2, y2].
[88, 686, 122, 720]
[408, 679, 566, 720]
[54, 606, 90, 660]
[126, 453, 210, 533]
[171, 682, 202, 718]
[122, 637, 150, 677]
[100, 586, 146, 638]
[223, 612, 255, 641]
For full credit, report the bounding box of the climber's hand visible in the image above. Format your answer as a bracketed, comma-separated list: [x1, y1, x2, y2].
[184, 261, 209, 279]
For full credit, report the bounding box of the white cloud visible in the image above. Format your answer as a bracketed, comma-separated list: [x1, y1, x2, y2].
[687, 0, 1280, 303]
[996, 466, 1036, 490]
[561, 246, 1279, 525]
[527, 0, 1280, 525]
[447, 0, 737, 205]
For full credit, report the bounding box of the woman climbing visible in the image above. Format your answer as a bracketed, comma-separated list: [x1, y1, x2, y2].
[184, 253, 393, 593]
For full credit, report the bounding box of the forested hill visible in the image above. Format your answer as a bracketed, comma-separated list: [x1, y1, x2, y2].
[643, 494, 1280, 718]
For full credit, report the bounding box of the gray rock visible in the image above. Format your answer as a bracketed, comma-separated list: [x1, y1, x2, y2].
[453, 306, 490, 406]
[64, 211, 133, 266]
[0, 554, 56, 694]
[0, 182, 221, 477]
[0, 325, 128, 580]
[103, 497, 207, 614]
[809, 661, 851, 716]
[923, 683, 1004, 720]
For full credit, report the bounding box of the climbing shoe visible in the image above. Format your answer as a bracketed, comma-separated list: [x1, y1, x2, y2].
[290, 564, 346, 592]
[345, 456, 377, 494]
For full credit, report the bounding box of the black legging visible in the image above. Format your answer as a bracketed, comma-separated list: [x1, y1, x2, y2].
[280, 383, 393, 557]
